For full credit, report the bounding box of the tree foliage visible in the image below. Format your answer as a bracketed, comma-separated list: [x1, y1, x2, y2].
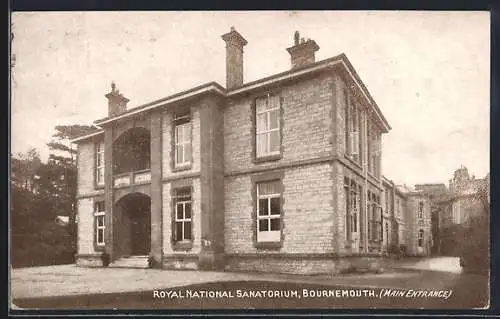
[11, 124, 95, 267]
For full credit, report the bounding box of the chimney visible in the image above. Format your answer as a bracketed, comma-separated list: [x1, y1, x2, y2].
[286, 31, 320, 69]
[105, 82, 129, 117]
[221, 26, 248, 90]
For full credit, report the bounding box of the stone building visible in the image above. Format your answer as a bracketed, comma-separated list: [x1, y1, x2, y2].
[70, 27, 441, 274]
[417, 167, 490, 255]
[448, 166, 490, 226]
[381, 178, 433, 257]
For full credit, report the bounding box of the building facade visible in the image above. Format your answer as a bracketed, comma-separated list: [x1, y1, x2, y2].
[73, 28, 433, 274]
[416, 167, 490, 256]
[381, 178, 433, 256]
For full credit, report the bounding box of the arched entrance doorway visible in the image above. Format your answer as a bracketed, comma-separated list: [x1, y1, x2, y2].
[114, 193, 151, 257]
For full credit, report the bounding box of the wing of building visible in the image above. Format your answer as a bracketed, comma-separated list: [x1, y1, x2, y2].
[71, 27, 439, 272]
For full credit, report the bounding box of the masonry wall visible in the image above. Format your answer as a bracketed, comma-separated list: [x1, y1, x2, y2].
[162, 105, 201, 179]
[77, 142, 100, 197]
[161, 178, 202, 269]
[222, 73, 339, 273]
[77, 197, 95, 255]
[224, 163, 334, 255]
[224, 72, 335, 174]
[394, 193, 406, 247]
[381, 184, 392, 250]
[75, 140, 106, 267]
[405, 196, 432, 256]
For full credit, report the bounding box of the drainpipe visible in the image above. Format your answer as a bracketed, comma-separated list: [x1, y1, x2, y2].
[364, 112, 369, 253]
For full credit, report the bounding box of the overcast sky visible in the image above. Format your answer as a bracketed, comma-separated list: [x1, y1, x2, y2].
[11, 11, 490, 186]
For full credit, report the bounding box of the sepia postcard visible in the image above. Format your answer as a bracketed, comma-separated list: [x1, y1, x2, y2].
[10, 11, 490, 312]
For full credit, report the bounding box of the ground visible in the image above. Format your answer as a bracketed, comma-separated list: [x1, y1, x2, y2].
[10, 257, 489, 310]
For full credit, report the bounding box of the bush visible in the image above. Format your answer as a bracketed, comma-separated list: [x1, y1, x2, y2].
[399, 245, 407, 257]
[101, 252, 110, 267]
[460, 215, 489, 274]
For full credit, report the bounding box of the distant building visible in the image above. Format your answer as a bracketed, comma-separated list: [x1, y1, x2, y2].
[448, 166, 489, 225]
[416, 167, 490, 255]
[382, 178, 433, 256]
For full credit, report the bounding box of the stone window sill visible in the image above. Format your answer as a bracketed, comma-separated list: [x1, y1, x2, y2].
[255, 241, 282, 250]
[254, 154, 282, 164]
[173, 241, 193, 251]
[172, 164, 192, 173]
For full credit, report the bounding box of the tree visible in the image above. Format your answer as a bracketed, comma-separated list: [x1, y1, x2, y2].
[10, 125, 97, 267]
[11, 148, 41, 192]
[45, 125, 96, 255]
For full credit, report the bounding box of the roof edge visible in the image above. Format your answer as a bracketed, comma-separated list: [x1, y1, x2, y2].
[89, 54, 390, 132]
[70, 130, 104, 144]
[94, 82, 226, 126]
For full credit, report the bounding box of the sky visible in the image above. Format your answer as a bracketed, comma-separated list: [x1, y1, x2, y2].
[11, 11, 490, 187]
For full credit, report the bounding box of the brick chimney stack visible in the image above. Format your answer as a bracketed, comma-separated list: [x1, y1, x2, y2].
[221, 26, 248, 90]
[286, 31, 320, 69]
[105, 82, 129, 117]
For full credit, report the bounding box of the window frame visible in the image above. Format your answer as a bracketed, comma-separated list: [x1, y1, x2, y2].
[256, 181, 282, 243]
[171, 184, 194, 251]
[173, 188, 193, 242]
[344, 88, 362, 165]
[93, 200, 106, 251]
[368, 191, 383, 244]
[418, 229, 424, 247]
[252, 93, 283, 163]
[172, 110, 193, 171]
[418, 201, 424, 219]
[344, 176, 361, 247]
[251, 172, 284, 249]
[94, 141, 105, 188]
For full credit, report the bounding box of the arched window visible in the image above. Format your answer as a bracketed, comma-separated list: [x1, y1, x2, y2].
[418, 229, 424, 247]
[418, 201, 424, 219]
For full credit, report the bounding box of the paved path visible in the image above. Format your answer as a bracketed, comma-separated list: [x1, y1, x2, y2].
[388, 256, 462, 273]
[11, 263, 460, 300]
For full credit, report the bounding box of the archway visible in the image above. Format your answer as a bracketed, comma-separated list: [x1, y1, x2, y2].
[113, 127, 151, 175]
[114, 192, 151, 257]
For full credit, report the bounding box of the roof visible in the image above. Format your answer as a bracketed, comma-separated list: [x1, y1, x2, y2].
[95, 82, 226, 126]
[71, 53, 391, 143]
[71, 129, 104, 144]
[382, 176, 394, 186]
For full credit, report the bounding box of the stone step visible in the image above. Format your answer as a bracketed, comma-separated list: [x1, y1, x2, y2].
[109, 256, 149, 269]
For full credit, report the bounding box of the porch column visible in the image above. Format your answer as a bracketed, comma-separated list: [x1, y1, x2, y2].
[104, 127, 115, 260]
[199, 95, 225, 270]
[149, 113, 163, 266]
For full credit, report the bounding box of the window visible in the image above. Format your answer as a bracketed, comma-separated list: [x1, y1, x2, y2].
[256, 180, 282, 242]
[94, 201, 105, 246]
[368, 192, 382, 243]
[343, 177, 360, 241]
[418, 201, 424, 219]
[256, 94, 281, 158]
[350, 180, 359, 233]
[344, 89, 361, 163]
[385, 189, 389, 215]
[366, 120, 382, 177]
[174, 112, 192, 168]
[396, 198, 401, 217]
[174, 188, 192, 242]
[95, 141, 105, 186]
[418, 229, 424, 247]
[373, 134, 381, 176]
[385, 222, 389, 245]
